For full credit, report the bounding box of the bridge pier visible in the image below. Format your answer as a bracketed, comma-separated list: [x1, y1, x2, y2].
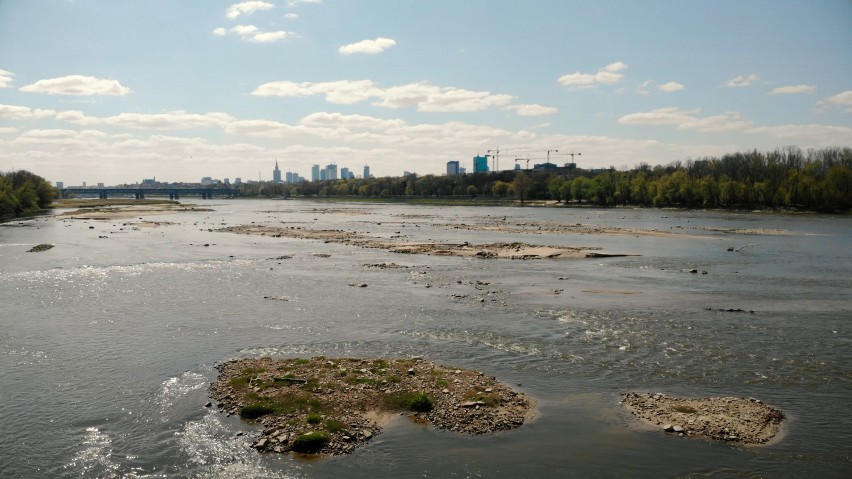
[169, 193, 174, 200]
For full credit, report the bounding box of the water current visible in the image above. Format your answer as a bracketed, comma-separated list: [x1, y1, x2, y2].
[1, 200, 850, 477]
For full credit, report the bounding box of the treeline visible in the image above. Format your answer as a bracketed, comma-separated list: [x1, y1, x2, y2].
[0, 170, 57, 220]
[242, 146, 852, 210]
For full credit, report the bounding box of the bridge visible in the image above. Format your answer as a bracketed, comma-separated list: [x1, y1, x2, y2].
[60, 187, 240, 200]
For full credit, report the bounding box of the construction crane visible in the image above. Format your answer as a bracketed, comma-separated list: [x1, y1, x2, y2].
[515, 157, 531, 170]
[487, 148, 503, 171]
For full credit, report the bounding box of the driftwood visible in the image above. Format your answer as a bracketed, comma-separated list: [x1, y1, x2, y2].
[727, 244, 756, 252]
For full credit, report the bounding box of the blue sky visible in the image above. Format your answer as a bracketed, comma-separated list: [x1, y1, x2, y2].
[1, 0, 850, 185]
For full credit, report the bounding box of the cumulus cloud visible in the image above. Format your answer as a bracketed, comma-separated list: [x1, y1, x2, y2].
[618, 107, 752, 132]
[0, 103, 56, 120]
[19, 75, 132, 96]
[252, 79, 515, 112]
[339, 37, 397, 55]
[558, 61, 627, 89]
[659, 81, 684, 92]
[213, 24, 292, 42]
[226, 1, 274, 19]
[56, 110, 234, 130]
[505, 104, 558, 116]
[770, 84, 817, 95]
[819, 90, 852, 112]
[0, 69, 13, 88]
[724, 73, 759, 88]
[746, 124, 852, 144]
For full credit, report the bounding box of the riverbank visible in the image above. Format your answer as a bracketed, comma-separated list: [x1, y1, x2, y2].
[210, 357, 535, 455]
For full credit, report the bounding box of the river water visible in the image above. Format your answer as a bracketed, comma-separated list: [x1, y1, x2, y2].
[1, 200, 850, 478]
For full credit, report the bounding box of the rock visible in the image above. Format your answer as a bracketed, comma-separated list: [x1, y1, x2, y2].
[204, 401, 212, 408]
[672, 425, 684, 433]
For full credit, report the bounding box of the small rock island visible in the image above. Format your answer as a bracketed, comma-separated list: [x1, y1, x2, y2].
[621, 392, 784, 445]
[210, 357, 535, 455]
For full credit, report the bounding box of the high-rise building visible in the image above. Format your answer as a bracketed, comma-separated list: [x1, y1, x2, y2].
[473, 155, 489, 173]
[320, 169, 328, 181]
[311, 164, 320, 182]
[446, 161, 460, 175]
[325, 164, 338, 180]
[273, 160, 282, 183]
[340, 167, 350, 180]
[235, 177, 242, 184]
[56, 181, 64, 189]
[363, 165, 371, 179]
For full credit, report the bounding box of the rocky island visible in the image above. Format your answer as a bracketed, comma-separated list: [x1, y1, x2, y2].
[621, 392, 784, 445]
[210, 357, 535, 455]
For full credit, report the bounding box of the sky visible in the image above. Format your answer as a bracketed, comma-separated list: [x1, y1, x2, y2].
[0, 0, 851, 186]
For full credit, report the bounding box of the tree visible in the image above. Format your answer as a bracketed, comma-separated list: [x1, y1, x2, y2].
[512, 172, 533, 204]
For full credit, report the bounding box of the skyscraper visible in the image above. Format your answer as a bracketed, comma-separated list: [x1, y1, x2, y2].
[363, 165, 370, 179]
[273, 160, 282, 183]
[473, 155, 489, 173]
[311, 164, 320, 182]
[446, 161, 460, 175]
[325, 164, 338, 180]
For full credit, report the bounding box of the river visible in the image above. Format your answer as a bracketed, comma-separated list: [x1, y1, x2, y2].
[1, 199, 850, 478]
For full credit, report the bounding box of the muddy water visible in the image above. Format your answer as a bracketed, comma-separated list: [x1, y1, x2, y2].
[1, 200, 850, 478]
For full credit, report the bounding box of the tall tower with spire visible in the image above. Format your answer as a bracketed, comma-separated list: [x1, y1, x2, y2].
[272, 159, 282, 183]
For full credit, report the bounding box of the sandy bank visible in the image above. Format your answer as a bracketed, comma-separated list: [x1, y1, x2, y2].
[59, 203, 212, 220]
[217, 224, 636, 260]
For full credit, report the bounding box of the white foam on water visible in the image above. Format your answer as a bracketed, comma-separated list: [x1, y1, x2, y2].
[157, 371, 208, 420]
[63, 427, 144, 479]
[177, 412, 301, 479]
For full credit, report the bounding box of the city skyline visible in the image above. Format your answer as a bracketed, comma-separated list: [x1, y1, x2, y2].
[1, 1, 850, 185]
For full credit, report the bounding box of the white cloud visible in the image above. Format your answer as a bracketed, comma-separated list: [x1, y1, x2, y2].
[56, 110, 234, 130]
[506, 104, 558, 116]
[226, 1, 274, 19]
[252, 79, 515, 112]
[19, 75, 132, 96]
[770, 84, 817, 95]
[746, 124, 852, 144]
[724, 73, 759, 88]
[820, 90, 852, 112]
[0, 127, 19, 135]
[284, 13, 299, 19]
[618, 107, 752, 132]
[287, 0, 322, 6]
[659, 81, 684, 92]
[618, 107, 700, 126]
[558, 61, 627, 89]
[0, 69, 13, 88]
[339, 37, 397, 55]
[375, 82, 514, 112]
[0, 103, 56, 120]
[299, 112, 406, 130]
[214, 24, 292, 43]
